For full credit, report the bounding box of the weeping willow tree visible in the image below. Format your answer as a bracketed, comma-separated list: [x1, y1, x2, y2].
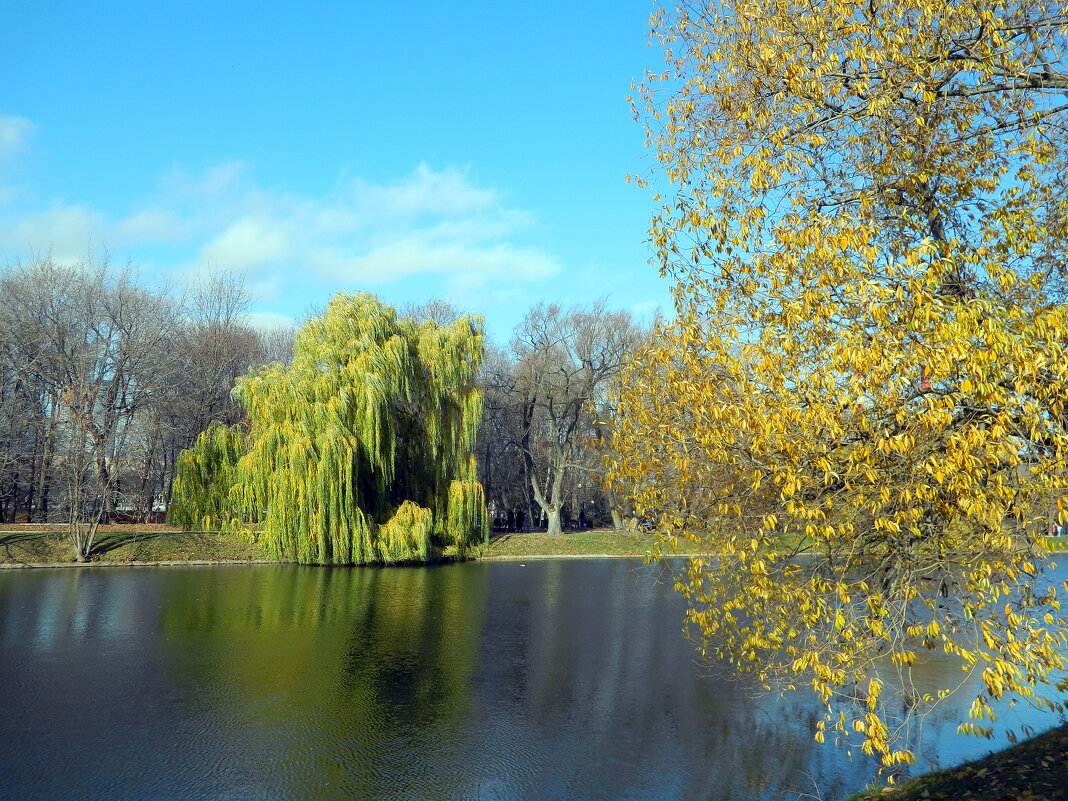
[169, 292, 487, 564]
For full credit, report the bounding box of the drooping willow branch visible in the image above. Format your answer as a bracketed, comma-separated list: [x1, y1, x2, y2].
[170, 292, 488, 564]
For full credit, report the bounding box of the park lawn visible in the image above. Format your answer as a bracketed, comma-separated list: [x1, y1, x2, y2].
[5, 524, 1061, 565]
[1, 525, 698, 564]
[848, 723, 1068, 801]
[0, 525, 268, 565]
[0, 525, 698, 564]
[481, 528, 706, 559]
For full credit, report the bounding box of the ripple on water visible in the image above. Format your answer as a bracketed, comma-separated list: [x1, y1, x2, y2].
[0, 558, 1065, 800]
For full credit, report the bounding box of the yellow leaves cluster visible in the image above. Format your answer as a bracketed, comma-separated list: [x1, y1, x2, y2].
[614, 0, 1068, 774]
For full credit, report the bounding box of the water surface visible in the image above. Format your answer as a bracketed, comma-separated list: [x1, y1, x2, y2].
[0, 558, 1064, 800]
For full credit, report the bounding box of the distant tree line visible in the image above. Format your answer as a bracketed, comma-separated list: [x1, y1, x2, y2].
[0, 256, 648, 556]
[0, 256, 294, 557]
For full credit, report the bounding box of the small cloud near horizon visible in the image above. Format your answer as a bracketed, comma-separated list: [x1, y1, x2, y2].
[0, 115, 35, 162]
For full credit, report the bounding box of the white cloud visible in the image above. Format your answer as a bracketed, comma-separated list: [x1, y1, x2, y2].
[320, 240, 558, 286]
[0, 116, 35, 208]
[0, 156, 562, 304]
[162, 160, 250, 200]
[2, 204, 108, 262]
[199, 217, 291, 269]
[116, 209, 189, 243]
[0, 116, 34, 161]
[1, 203, 187, 260]
[351, 163, 498, 219]
[171, 162, 560, 289]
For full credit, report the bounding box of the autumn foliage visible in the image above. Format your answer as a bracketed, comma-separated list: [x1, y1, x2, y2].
[610, 0, 1068, 769]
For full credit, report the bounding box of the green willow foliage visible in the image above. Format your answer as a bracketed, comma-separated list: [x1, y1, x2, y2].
[169, 292, 488, 564]
[168, 423, 248, 532]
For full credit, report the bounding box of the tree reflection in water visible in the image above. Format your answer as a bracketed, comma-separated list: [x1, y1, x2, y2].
[1, 558, 1063, 801]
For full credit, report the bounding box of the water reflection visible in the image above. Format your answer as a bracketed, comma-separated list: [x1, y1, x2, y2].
[0, 558, 1064, 801]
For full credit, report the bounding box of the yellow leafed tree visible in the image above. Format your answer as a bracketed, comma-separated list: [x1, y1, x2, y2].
[610, 0, 1068, 770]
[170, 292, 487, 564]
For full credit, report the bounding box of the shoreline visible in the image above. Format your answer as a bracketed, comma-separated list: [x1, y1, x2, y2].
[1, 527, 694, 568]
[0, 552, 669, 570]
[0, 558, 282, 570]
[3, 525, 1062, 568]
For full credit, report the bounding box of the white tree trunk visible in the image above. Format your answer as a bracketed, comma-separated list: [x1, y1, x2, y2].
[546, 505, 562, 536]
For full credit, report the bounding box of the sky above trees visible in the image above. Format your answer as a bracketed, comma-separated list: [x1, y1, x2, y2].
[0, 0, 669, 340]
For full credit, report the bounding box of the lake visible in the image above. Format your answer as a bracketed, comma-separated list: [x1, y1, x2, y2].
[1, 557, 1065, 801]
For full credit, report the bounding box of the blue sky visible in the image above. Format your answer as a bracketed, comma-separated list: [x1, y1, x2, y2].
[0, 0, 670, 342]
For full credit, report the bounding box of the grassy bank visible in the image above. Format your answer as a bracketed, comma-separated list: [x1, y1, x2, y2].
[481, 528, 705, 558]
[5, 525, 1060, 567]
[1045, 535, 1068, 552]
[0, 524, 698, 565]
[0, 525, 268, 565]
[847, 723, 1068, 801]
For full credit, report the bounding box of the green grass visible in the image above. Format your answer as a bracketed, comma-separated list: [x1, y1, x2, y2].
[846, 723, 1068, 801]
[481, 528, 706, 559]
[0, 526, 269, 565]
[0, 525, 699, 564]
[6, 526, 1060, 565]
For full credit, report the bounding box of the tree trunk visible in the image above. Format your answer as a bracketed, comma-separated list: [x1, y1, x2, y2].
[546, 505, 562, 536]
[24, 448, 36, 523]
[35, 425, 54, 523]
[95, 435, 115, 521]
[4, 470, 15, 523]
[481, 443, 493, 519]
[532, 462, 567, 536]
[611, 509, 624, 531]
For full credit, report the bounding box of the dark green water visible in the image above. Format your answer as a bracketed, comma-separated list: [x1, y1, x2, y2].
[0, 558, 1064, 800]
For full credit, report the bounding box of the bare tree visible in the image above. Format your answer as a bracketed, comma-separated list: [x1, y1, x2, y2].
[0, 259, 298, 545]
[257, 324, 297, 365]
[505, 301, 644, 535]
[0, 356, 38, 522]
[475, 345, 530, 526]
[399, 298, 461, 326]
[140, 272, 270, 511]
[0, 256, 181, 558]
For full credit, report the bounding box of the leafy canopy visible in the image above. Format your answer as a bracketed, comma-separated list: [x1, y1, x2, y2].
[170, 292, 487, 564]
[611, 0, 1068, 770]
